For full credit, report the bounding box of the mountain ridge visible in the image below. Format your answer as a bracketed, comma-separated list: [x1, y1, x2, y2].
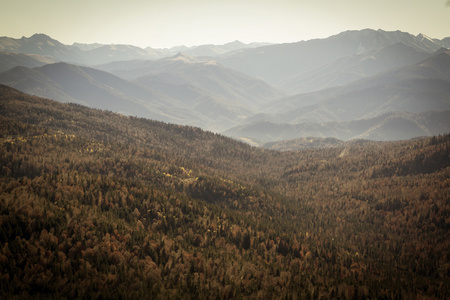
[276, 42, 432, 95]
[0, 34, 274, 65]
[217, 29, 449, 86]
[0, 60, 283, 132]
[255, 51, 450, 124]
[225, 110, 450, 145]
[1, 29, 448, 70]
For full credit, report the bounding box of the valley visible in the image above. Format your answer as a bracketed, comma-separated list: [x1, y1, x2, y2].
[0, 28, 449, 299]
[0, 85, 449, 298]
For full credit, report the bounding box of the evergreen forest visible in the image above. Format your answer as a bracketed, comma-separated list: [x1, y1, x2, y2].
[0, 85, 449, 299]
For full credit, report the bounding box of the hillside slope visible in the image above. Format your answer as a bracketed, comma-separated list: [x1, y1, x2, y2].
[0, 86, 449, 298]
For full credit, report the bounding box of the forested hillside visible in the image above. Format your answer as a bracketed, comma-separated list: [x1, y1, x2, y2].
[0, 85, 449, 299]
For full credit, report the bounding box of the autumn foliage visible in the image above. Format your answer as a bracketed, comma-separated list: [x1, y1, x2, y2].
[0, 85, 449, 299]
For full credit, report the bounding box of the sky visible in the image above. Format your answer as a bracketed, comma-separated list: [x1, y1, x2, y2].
[1, 0, 449, 49]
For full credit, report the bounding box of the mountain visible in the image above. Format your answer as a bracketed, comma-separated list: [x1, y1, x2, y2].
[1, 85, 449, 298]
[0, 34, 272, 66]
[179, 40, 273, 57]
[262, 137, 370, 151]
[0, 33, 85, 63]
[133, 75, 253, 130]
[80, 44, 161, 65]
[95, 52, 202, 80]
[95, 52, 208, 81]
[1, 30, 447, 84]
[217, 29, 448, 86]
[269, 77, 450, 125]
[224, 110, 450, 144]
[0, 34, 166, 65]
[442, 37, 450, 48]
[149, 41, 273, 58]
[0, 62, 191, 120]
[1, 30, 449, 140]
[0, 34, 167, 64]
[135, 53, 285, 109]
[72, 42, 105, 51]
[276, 42, 432, 95]
[258, 51, 450, 123]
[0, 60, 280, 131]
[0, 51, 56, 73]
[0, 65, 78, 103]
[97, 53, 285, 110]
[227, 51, 450, 143]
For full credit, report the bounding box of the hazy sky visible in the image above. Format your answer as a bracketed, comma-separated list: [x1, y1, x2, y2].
[1, 0, 449, 48]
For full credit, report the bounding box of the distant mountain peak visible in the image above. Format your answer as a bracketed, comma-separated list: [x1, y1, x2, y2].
[225, 40, 245, 46]
[30, 33, 51, 38]
[416, 33, 430, 40]
[27, 33, 58, 43]
[72, 42, 105, 51]
[434, 47, 450, 55]
[168, 52, 199, 63]
[415, 33, 440, 48]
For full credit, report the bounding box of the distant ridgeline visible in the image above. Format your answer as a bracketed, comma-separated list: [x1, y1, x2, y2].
[0, 85, 449, 298]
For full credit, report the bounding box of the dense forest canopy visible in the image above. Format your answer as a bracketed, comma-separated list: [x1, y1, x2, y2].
[0, 85, 449, 299]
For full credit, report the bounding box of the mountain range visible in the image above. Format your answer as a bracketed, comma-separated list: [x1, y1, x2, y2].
[0, 54, 283, 132]
[226, 50, 450, 144]
[0, 29, 449, 145]
[276, 42, 433, 95]
[0, 34, 270, 66]
[96, 53, 284, 109]
[264, 50, 450, 120]
[217, 29, 450, 86]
